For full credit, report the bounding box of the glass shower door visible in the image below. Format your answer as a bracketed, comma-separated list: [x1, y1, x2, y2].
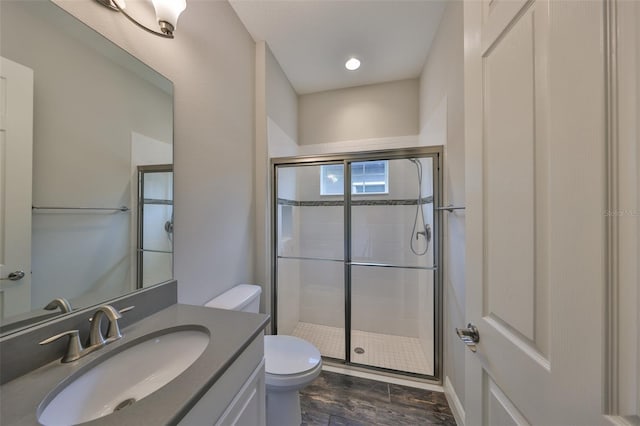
[273, 148, 442, 380]
[275, 163, 345, 361]
[348, 157, 437, 376]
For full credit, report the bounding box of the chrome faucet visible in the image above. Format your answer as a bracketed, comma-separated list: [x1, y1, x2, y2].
[43, 297, 73, 313]
[39, 304, 127, 363]
[88, 305, 123, 346]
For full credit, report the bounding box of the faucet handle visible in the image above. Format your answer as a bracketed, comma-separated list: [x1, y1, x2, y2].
[118, 305, 135, 315]
[39, 330, 83, 363]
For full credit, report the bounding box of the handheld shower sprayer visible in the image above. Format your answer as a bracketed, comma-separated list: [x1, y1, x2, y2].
[408, 158, 431, 256]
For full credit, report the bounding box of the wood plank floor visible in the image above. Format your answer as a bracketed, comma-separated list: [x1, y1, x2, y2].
[300, 371, 457, 425]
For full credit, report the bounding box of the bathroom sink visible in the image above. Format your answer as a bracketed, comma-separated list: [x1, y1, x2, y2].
[37, 328, 209, 426]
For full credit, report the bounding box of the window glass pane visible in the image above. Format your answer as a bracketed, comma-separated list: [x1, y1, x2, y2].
[321, 164, 344, 195]
[321, 161, 388, 195]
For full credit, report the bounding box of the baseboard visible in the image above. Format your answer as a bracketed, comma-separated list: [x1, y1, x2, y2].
[444, 376, 465, 426]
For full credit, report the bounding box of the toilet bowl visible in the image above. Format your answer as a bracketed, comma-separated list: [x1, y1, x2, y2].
[205, 284, 322, 426]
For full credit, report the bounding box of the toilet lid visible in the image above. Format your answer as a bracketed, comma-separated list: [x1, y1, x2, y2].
[264, 335, 321, 375]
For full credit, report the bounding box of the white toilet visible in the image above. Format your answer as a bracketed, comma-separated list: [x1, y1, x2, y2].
[205, 284, 322, 426]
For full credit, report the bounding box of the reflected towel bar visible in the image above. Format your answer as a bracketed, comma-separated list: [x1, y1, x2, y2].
[32, 206, 130, 212]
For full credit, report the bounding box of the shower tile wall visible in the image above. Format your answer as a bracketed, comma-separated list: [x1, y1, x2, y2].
[277, 159, 435, 373]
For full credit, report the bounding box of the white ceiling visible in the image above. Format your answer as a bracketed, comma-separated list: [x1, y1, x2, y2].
[229, 0, 447, 95]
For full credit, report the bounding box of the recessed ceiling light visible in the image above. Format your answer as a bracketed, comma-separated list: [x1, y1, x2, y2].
[345, 57, 361, 71]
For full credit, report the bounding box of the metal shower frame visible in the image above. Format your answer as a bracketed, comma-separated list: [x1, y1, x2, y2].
[270, 146, 444, 383]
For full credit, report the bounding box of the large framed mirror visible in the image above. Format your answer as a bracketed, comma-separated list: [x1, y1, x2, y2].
[0, 0, 174, 335]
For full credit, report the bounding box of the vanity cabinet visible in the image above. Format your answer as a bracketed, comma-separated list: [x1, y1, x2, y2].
[179, 333, 266, 426]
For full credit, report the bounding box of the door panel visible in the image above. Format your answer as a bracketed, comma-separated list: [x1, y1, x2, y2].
[481, 0, 529, 53]
[484, 8, 536, 342]
[486, 375, 530, 426]
[136, 167, 173, 289]
[350, 265, 434, 375]
[348, 157, 437, 377]
[275, 164, 345, 360]
[465, 0, 607, 424]
[0, 57, 33, 319]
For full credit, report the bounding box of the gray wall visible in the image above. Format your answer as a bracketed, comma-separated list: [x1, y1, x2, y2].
[419, 0, 466, 408]
[53, 0, 257, 305]
[299, 79, 419, 145]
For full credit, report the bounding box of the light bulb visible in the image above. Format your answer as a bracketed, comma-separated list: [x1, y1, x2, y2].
[345, 57, 361, 71]
[151, 0, 186, 31]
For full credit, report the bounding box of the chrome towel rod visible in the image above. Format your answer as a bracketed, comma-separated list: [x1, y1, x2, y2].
[32, 205, 130, 212]
[434, 204, 466, 213]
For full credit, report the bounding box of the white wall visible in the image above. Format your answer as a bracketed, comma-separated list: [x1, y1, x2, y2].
[298, 79, 419, 145]
[419, 0, 465, 408]
[266, 47, 298, 154]
[52, 0, 257, 305]
[1, 0, 172, 309]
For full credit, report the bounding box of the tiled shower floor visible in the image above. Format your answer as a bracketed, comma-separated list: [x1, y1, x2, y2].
[291, 322, 433, 376]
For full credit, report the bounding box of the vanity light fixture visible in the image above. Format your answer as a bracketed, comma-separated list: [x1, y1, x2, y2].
[345, 57, 361, 71]
[95, 0, 186, 39]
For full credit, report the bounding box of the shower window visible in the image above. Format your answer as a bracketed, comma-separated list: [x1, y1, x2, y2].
[320, 160, 388, 195]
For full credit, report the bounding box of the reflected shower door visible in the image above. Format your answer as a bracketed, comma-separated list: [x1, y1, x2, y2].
[275, 163, 345, 361]
[349, 157, 436, 376]
[137, 165, 173, 288]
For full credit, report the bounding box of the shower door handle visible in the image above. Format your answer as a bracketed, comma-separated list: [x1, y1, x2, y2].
[456, 323, 479, 352]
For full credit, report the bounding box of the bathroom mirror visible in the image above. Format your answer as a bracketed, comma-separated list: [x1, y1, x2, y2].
[0, 0, 173, 335]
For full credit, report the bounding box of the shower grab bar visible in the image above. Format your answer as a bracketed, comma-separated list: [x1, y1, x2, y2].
[277, 256, 437, 271]
[32, 205, 130, 212]
[434, 204, 465, 213]
[349, 261, 437, 271]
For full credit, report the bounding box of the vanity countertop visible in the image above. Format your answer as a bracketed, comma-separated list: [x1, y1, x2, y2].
[0, 304, 270, 425]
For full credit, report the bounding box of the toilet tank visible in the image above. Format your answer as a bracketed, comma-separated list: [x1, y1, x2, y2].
[204, 284, 261, 313]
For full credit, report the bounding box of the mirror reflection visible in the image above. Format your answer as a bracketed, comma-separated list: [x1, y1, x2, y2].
[0, 0, 173, 334]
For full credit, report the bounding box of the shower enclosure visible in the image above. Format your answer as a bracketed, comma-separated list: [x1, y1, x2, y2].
[136, 165, 173, 289]
[272, 147, 442, 380]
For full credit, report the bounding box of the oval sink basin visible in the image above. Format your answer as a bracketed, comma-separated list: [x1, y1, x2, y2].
[38, 329, 209, 426]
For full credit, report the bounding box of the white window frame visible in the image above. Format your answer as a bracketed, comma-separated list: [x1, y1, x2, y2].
[320, 160, 389, 196]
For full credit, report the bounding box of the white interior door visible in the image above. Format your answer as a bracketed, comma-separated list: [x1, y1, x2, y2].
[464, 0, 608, 424]
[0, 57, 33, 319]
